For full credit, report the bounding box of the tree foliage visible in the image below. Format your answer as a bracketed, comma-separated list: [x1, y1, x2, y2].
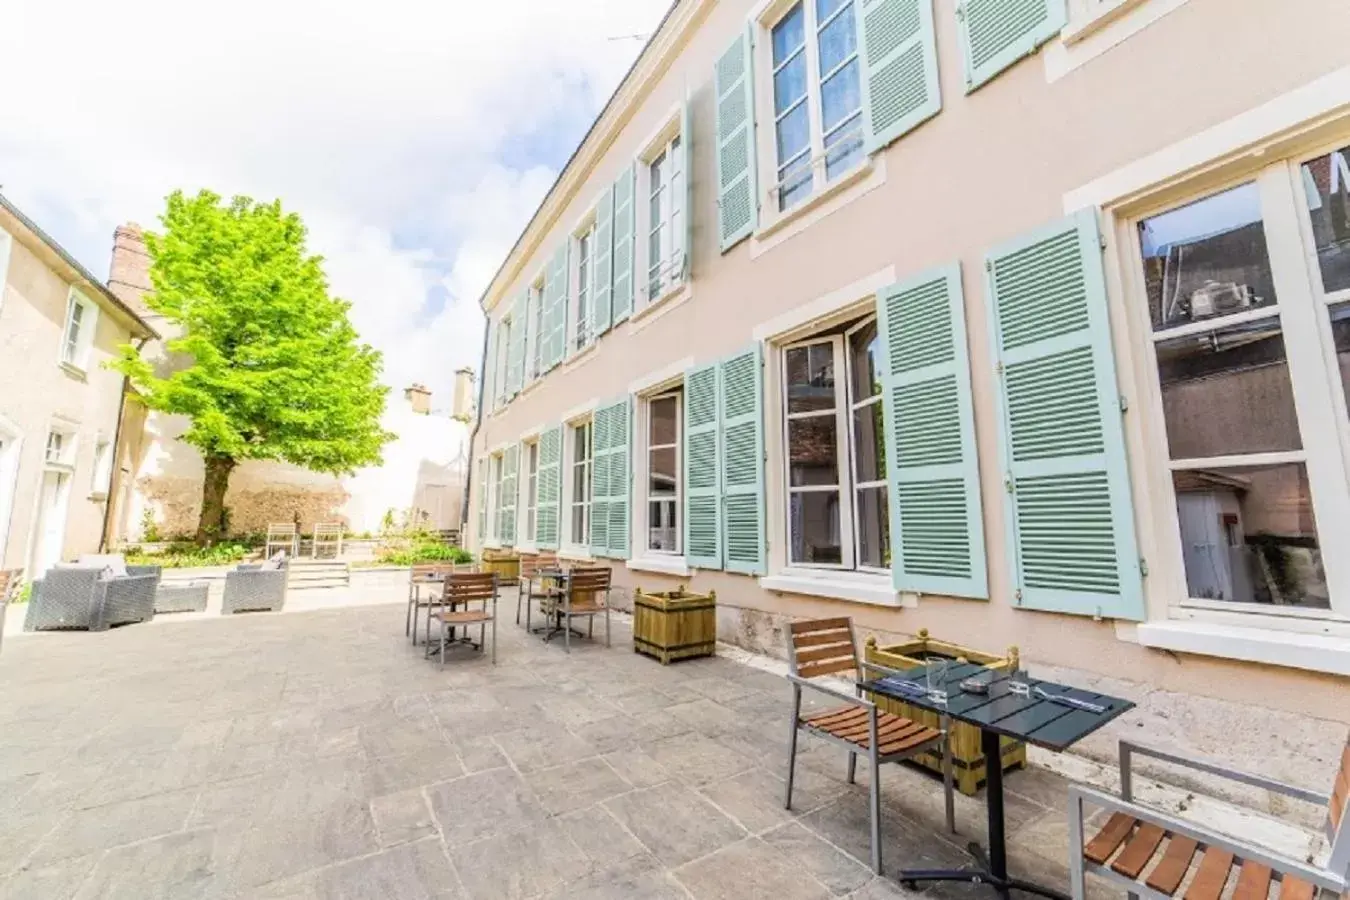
[115, 190, 394, 542]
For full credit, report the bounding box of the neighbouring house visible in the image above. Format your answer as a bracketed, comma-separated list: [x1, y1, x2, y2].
[0, 195, 157, 578]
[468, 0, 1350, 776]
[106, 225, 473, 542]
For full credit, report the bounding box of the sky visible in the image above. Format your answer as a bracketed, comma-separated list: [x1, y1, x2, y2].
[0, 0, 672, 410]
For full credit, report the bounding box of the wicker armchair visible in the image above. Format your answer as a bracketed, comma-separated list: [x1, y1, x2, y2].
[222, 555, 289, 614]
[24, 565, 158, 632]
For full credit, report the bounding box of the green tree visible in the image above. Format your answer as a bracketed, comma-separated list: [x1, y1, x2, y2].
[115, 190, 393, 545]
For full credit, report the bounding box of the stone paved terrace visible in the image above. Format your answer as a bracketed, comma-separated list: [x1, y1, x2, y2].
[0, 597, 1122, 899]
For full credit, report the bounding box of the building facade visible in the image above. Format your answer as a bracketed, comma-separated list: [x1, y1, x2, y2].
[0, 196, 157, 577]
[469, 0, 1350, 777]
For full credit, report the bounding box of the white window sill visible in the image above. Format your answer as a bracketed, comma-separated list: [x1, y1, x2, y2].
[1061, 0, 1149, 44]
[59, 361, 89, 382]
[562, 343, 598, 372]
[749, 155, 886, 259]
[1136, 620, 1350, 677]
[759, 570, 903, 608]
[559, 546, 594, 563]
[629, 281, 691, 332]
[88, 491, 109, 502]
[483, 540, 503, 550]
[627, 555, 690, 577]
[515, 542, 537, 555]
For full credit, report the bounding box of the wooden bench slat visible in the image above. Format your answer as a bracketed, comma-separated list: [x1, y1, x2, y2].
[1084, 813, 1136, 865]
[432, 610, 493, 625]
[792, 617, 851, 635]
[1111, 823, 1166, 878]
[830, 714, 913, 744]
[795, 643, 856, 665]
[877, 726, 941, 756]
[797, 658, 857, 679]
[1183, 848, 1234, 900]
[1145, 835, 1198, 896]
[793, 630, 854, 648]
[1279, 876, 1318, 900]
[803, 706, 865, 728]
[1232, 861, 1273, 900]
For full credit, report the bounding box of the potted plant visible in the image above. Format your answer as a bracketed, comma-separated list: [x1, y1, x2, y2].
[633, 584, 717, 664]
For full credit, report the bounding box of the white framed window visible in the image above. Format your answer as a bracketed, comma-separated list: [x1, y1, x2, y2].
[766, 0, 864, 213]
[780, 313, 888, 572]
[1120, 143, 1350, 624]
[528, 277, 545, 381]
[60, 289, 99, 372]
[524, 440, 539, 543]
[90, 438, 114, 498]
[1064, 0, 1149, 38]
[574, 226, 595, 351]
[45, 427, 76, 471]
[489, 452, 504, 542]
[645, 135, 684, 301]
[494, 317, 512, 409]
[644, 390, 682, 554]
[567, 419, 594, 547]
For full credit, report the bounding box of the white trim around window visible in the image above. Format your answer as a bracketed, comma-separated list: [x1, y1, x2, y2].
[640, 388, 682, 557]
[562, 416, 594, 552]
[571, 213, 598, 353]
[90, 436, 114, 499]
[522, 438, 540, 547]
[59, 288, 99, 375]
[634, 108, 686, 312]
[1047, 0, 1195, 81]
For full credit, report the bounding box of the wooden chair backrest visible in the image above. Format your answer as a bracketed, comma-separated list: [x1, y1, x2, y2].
[267, 523, 298, 538]
[411, 564, 457, 580]
[567, 567, 611, 597]
[520, 553, 558, 578]
[442, 572, 497, 602]
[1328, 733, 1350, 875]
[787, 618, 858, 680]
[0, 569, 21, 603]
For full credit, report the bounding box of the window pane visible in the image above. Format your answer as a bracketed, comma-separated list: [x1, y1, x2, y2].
[1326, 301, 1350, 422]
[848, 319, 881, 402]
[1138, 183, 1278, 332]
[572, 504, 588, 544]
[816, 0, 849, 20]
[650, 396, 678, 445]
[852, 402, 886, 484]
[773, 52, 808, 116]
[771, 3, 805, 65]
[649, 447, 677, 495]
[1301, 146, 1350, 294]
[820, 59, 861, 134]
[817, 2, 856, 75]
[775, 101, 810, 164]
[1173, 464, 1327, 609]
[648, 500, 678, 552]
[824, 112, 864, 180]
[779, 155, 813, 211]
[789, 417, 839, 486]
[1155, 318, 1301, 458]
[790, 491, 843, 564]
[855, 486, 889, 570]
[786, 343, 836, 413]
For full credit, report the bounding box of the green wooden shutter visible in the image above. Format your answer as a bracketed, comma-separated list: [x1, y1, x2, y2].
[592, 186, 615, 338]
[507, 290, 526, 397]
[536, 425, 563, 550]
[987, 209, 1144, 620]
[956, 0, 1066, 92]
[501, 445, 518, 545]
[525, 288, 539, 385]
[714, 26, 758, 253]
[684, 362, 723, 568]
[590, 405, 611, 556]
[678, 98, 693, 281]
[877, 265, 987, 598]
[607, 398, 632, 559]
[720, 345, 766, 575]
[475, 457, 488, 548]
[857, 0, 941, 153]
[611, 165, 636, 324]
[543, 243, 570, 371]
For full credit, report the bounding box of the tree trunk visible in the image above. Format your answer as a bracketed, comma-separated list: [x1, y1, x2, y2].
[196, 455, 237, 546]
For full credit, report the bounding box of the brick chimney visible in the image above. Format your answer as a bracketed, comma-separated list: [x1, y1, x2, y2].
[108, 223, 154, 319]
[404, 383, 432, 415]
[452, 368, 475, 421]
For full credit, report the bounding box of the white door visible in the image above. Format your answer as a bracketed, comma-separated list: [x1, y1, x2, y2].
[30, 470, 71, 578]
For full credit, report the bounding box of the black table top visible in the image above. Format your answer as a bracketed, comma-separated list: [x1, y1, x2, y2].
[863, 662, 1134, 753]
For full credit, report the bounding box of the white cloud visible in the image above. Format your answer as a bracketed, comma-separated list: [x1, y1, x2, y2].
[0, 0, 670, 400]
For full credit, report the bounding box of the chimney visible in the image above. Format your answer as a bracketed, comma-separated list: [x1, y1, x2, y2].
[404, 383, 432, 415]
[108, 223, 154, 320]
[452, 368, 475, 421]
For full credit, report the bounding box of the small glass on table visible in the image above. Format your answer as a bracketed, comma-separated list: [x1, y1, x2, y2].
[924, 659, 951, 705]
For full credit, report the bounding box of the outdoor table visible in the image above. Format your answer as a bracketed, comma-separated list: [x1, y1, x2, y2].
[533, 567, 586, 643]
[864, 661, 1134, 900]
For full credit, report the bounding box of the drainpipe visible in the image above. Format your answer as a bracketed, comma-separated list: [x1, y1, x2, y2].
[460, 320, 490, 537]
[99, 337, 148, 552]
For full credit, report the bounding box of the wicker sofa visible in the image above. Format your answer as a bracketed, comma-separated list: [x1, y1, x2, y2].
[222, 554, 289, 614]
[24, 565, 159, 632]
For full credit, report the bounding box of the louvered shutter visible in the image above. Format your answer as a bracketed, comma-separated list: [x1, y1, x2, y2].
[684, 362, 723, 568]
[678, 98, 693, 281]
[607, 399, 631, 559]
[536, 425, 563, 550]
[500, 445, 518, 545]
[475, 457, 488, 549]
[611, 166, 636, 324]
[857, 0, 941, 153]
[524, 288, 539, 385]
[592, 186, 615, 338]
[590, 405, 611, 555]
[877, 265, 986, 598]
[956, 0, 1066, 92]
[987, 209, 1144, 620]
[543, 243, 569, 371]
[482, 320, 498, 411]
[507, 290, 526, 397]
[714, 26, 758, 252]
[720, 345, 766, 575]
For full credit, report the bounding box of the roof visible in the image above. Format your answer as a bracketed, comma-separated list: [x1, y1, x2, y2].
[0, 192, 158, 340]
[477, 0, 684, 312]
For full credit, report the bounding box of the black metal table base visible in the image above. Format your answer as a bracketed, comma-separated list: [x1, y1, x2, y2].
[900, 842, 1069, 900]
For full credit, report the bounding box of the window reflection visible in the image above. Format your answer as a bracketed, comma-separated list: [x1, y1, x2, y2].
[790, 492, 842, 564]
[1300, 145, 1350, 294]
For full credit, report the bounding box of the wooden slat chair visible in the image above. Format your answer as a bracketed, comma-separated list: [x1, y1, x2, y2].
[543, 566, 611, 653]
[1068, 736, 1350, 900]
[785, 617, 956, 875]
[264, 523, 299, 559]
[517, 552, 560, 628]
[429, 572, 498, 667]
[312, 522, 344, 559]
[407, 563, 457, 644]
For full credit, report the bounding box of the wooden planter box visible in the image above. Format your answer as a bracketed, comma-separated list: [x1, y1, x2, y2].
[633, 587, 716, 664]
[480, 549, 520, 586]
[864, 629, 1026, 796]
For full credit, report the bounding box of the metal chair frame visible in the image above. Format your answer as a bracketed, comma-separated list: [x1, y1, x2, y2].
[406, 563, 458, 644]
[430, 572, 498, 667]
[312, 522, 344, 559]
[544, 566, 611, 653]
[517, 553, 560, 628]
[264, 523, 300, 559]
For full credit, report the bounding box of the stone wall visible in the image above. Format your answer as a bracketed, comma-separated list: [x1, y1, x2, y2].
[133, 473, 351, 540]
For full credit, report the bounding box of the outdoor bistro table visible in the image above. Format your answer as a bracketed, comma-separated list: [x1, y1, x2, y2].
[864, 661, 1134, 900]
[533, 567, 587, 643]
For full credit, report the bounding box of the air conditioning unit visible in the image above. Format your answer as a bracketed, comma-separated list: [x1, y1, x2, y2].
[1190, 281, 1254, 320]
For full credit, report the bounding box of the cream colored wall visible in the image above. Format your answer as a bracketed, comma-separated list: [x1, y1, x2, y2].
[0, 230, 137, 572]
[470, 0, 1350, 722]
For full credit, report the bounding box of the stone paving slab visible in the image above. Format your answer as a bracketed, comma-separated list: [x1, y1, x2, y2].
[0, 597, 1118, 899]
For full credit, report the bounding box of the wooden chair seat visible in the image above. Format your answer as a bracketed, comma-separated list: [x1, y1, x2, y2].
[1083, 813, 1334, 900]
[801, 705, 941, 757]
[431, 609, 493, 626]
